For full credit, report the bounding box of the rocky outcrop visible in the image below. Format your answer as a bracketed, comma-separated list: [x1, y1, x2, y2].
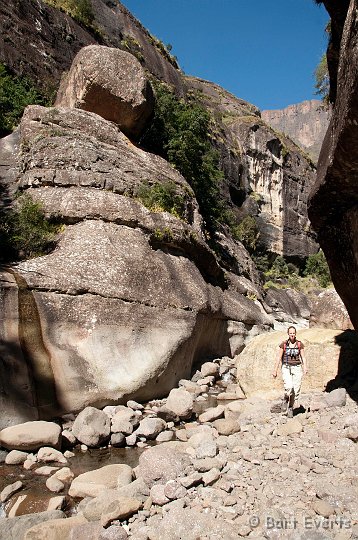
[310, 289, 354, 330]
[308, 0, 358, 330]
[262, 100, 331, 163]
[0, 0, 183, 91]
[184, 78, 318, 258]
[55, 45, 154, 139]
[0, 100, 271, 422]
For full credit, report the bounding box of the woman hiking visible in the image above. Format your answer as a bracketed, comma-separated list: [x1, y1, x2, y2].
[272, 326, 308, 417]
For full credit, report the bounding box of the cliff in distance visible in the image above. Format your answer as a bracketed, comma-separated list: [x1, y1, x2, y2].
[262, 99, 331, 163]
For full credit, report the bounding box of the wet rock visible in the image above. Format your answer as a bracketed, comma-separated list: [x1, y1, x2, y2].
[165, 389, 194, 420]
[100, 497, 142, 528]
[62, 430, 77, 447]
[46, 476, 65, 493]
[110, 433, 126, 447]
[53, 467, 74, 483]
[72, 407, 111, 448]
[35, 466, 60, 476]
[56, 45, 154, 140]
[0, 421, 61, 451]
[135, 418, 166, 440]
[5, 450, 29, 465]
[0, 480, 23, 503]
[37, 447, 67, 464]
[47, 497, 65, 511]
[134, 443, 191, 487]
[69, 464, 132, 498]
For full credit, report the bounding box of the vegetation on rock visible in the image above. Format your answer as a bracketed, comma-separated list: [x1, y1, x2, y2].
[43, 0, 95, 29]
[140, 82, 227, 234]
[137, 181, 188, 220]
[0, 64, 52, 137]
[0, 194, 60, 261]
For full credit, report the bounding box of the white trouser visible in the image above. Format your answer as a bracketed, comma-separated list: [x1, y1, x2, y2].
[281, 364, 303, 407]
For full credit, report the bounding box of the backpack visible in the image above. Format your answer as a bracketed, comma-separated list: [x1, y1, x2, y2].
[283, 340, 302, 364]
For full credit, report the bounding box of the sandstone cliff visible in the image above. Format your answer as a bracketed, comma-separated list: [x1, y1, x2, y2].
[308, 0, 358, 330]
[0, 2, 321, 425]
[262, 100, 331, 163]
[0, 0, 318, 261]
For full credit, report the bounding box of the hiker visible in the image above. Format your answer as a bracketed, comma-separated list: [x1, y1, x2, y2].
[272, 326, 308, 417]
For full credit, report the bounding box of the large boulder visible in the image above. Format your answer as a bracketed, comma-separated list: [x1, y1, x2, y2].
[0, 510, 64, 540]
[265, 287, 312, 324]
[71, 407, 110, 448]
[308, 0, 358, 330]
[236, 328, 358, 397]
[68, 464, 132, 498]
[55, 45, 154, 140]
[0, 421, 61, 451]
[310, 289, 354, 330]
[134, 442, 191, 487]
[0, 105, 271, 420]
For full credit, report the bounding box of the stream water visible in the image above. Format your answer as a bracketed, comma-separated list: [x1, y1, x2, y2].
[0, 387, 230, 518]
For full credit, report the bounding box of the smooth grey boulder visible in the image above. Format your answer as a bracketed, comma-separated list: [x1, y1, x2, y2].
[0, 421, 61, 451]
[55, 45, 154, 140]
[165, 388, 194, 420]
[0, 510, 64, 540]
[134, 417, 166, 440]
[69, 464, 133, 498]
[134, 442, 191, 487]
[72, 407, 110, 448]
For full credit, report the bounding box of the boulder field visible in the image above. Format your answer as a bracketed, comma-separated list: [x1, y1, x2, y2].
[0, 354, 357, 540]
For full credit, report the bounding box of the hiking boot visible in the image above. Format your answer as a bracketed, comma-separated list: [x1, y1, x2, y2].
[281, 398, 289, 413]
[287, 407, 293, 418]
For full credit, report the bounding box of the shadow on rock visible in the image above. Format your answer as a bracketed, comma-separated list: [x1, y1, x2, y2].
[325, 330, 358, 402]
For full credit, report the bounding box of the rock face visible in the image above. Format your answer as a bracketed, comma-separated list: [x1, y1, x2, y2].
[0, 0, 183, 92]
[184, 77, 318, 258]
[0, 102, 271, 421]
[308, 0, 358, 330]
[55, 45, 154, 139]
[236, 328, 358, 397]
[262, 100, 331, 163]
[310, 289, 354, 330]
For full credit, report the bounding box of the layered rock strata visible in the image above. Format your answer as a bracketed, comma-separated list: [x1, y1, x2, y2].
[0, 103, 271, 425]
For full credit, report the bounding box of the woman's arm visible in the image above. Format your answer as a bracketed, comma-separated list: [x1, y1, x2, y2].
[300, 349, 308, 374]
[272, 347, 284, 378]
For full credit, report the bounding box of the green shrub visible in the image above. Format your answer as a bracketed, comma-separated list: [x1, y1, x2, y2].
[43, 0, 94, 28]
[304, 250, 331, 287]
[137, 181, 187, 220]
[0, 194, 60, 260]
[231, 215, 260, 253]
[140, 82, 226, 234]
[0, 64, 52, 137]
